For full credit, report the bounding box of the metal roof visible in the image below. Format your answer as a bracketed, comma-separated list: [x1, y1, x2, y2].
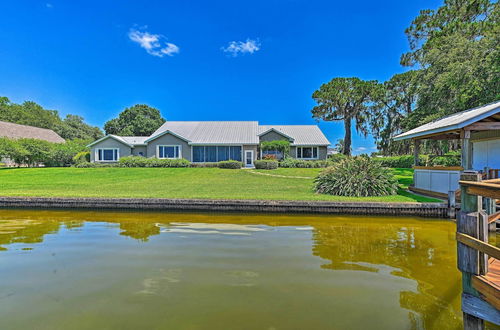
[151, 121, 260, 145]
[258, 125, 331, 146]
[0, 120, 65, 143]
[394, 100, 500, 140]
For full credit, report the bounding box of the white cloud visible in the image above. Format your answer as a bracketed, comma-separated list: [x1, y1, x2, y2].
[128, 28, 179, 58]
[221, 39, 260, 57]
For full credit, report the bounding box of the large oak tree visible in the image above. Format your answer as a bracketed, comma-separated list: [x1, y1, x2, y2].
[104, 104, 166, 136]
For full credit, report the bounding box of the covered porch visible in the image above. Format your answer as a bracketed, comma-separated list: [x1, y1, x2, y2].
[394, 101, 500, 200]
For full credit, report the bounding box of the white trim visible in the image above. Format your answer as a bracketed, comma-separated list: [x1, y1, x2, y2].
[296, 146, 319, 160]
[96, 148, 120, 162]
[157, 145, 182, 159]
[244, 150, 254, 167]
[87, 135, 133, 148]
[145, 130, 191, 143]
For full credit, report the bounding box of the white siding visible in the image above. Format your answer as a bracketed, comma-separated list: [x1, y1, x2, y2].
[473, 139, 500, 170]
[414, 169, 460, 194]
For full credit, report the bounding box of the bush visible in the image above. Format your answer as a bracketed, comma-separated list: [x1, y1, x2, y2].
[74, 162, 118, 168]
[254, 159, 278, 170]
[73, 151, 91, 164]
[314, 156, 399, 197]
[119, 156, 190, 168]
[263, 154, 277, 160]
[371, 155, 415, 168]
[428, 151, 461, 167]
[279, 157, 330, 168]
[190, 162, 219, 168]
[218, 160, 242, 169]
[327, 153, 347, 163]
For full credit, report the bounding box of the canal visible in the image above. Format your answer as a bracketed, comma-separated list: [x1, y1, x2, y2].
[0, 209, 486, 329]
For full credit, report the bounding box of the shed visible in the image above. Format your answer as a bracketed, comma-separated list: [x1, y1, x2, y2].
[394, 101, 500, 198]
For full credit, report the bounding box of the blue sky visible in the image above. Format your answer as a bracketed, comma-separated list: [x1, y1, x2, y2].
[0, 0, 441, 153]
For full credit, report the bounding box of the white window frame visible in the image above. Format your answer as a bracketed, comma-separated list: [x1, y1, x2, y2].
[296, 146, 319, 160]
[157, 145, 182, 159]
[96, 148, 119, 162]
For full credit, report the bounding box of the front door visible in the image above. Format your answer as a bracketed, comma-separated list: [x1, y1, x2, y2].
[244, 150, 254, 167]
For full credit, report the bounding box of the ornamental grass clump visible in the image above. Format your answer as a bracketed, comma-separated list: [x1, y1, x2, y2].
[314, 157, 399, 197]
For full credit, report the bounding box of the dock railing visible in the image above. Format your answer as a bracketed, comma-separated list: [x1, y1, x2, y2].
[457, 171, 500, 329]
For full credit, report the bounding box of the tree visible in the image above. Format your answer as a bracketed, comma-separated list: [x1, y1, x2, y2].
[401, 0, 499, 125]
[370, 71, 419, 155]
[59, 115, 103, 140]
[311, 78, 378, 156]
[104, 104, 166, 136]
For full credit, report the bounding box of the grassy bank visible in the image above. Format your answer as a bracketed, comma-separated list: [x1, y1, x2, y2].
[0, 167, 439, 202]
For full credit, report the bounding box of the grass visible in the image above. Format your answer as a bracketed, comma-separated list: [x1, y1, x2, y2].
[0, 167, 440, 202]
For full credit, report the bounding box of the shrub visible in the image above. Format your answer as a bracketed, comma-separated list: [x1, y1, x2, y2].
[372, 155, 415, 168]
[119, 156, 190, 168]
[218, 160, 242, 169]
[190, 162, 219, 168]
[428, 151, 461, 167]
[279, 157, 330, 168]
[74, 162, 118, 168]
[327, 153, 347, 163]
[314, 156, 399, 197]
[254, 160, 278, 170]
[73, 151, 91, 164]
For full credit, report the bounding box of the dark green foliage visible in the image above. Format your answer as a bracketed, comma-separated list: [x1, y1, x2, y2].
[327, 153, 347, 163]
[217, 160, 242, 169]
[260, 140, 290, 156]
[279, 157, 330, 168]
[74, 162, 118, 168]
[190, 162, 220, 168]
[104, 104, 165, 136]
[428, 151, 461, 167]
[254, 160, 278, 170]
[314, 157, 399, 197]
[0, 97, 103, 140]
[311, 77, 378, 156]
[372, 155, 416, 168]
[0, 137, 89, 167]
[118, 156, 190, 168]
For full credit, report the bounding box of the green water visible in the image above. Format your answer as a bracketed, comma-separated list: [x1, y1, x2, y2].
[0, 209, 482, 329]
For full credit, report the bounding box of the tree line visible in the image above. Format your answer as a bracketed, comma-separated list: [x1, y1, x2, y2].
[311, 0, 499, 156]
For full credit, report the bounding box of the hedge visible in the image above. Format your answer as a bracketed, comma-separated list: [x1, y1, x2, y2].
[279, 158, 330, 168]
[218, 160, 242, 169]
[254, 160, 278, 170]
[119, 156, 190, 168]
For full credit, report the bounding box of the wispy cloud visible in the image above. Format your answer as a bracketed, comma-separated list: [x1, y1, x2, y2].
[128, 28, 179, 58]
[46, 3, 53, 8]
[221, 39, 260, 57]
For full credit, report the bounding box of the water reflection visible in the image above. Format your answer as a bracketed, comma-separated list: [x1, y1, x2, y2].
[0, 209, 465, 329]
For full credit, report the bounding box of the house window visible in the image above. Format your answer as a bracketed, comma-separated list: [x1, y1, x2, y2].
[97, 148, 119, 162]
[192, 146, 242, 162]
[297, 147, 318, 159]
[158, 145, 181, 159]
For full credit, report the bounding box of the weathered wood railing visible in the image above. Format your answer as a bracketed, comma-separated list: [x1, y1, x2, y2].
[457, 171, 500, 329]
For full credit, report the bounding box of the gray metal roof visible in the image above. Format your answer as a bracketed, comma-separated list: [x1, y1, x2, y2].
[0, 120, 65, 143]
[151, 121, 260, 145]
[258, 125, 331, 146]
[120, 136, 149, 145]
[394, 100, 500, 140]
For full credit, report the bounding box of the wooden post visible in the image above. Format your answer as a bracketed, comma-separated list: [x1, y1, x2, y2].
[414, 139, 420, 167]
[458, 171, 485, 329]
[461, 130, 473, 170]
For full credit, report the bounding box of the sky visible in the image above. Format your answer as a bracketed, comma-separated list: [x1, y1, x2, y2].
[0, 0, 442, 154]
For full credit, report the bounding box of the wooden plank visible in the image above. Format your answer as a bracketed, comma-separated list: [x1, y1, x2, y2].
[463, 312, 484, 330]
[456, 233, 500, 260]
[414, 139, 420, 166]
[489, 211, 500, 224]
[408, 186, 447, 200]
[472, 259, 500, 311]
[467, 186, 500, 199]
[458, 212, 480, 274]
[414, 166, 464, 171]
[462, 293, 500, 326]
[479, 211, 489, 275]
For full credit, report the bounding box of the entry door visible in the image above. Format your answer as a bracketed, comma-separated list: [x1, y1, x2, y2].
[244, 150, 254, 167]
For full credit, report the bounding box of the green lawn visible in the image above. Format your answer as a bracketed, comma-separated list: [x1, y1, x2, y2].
[0, 167, 440, 202]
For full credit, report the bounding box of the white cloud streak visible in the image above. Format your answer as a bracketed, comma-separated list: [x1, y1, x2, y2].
[221, 39, 260, 57]
[128, 28, 179, 58]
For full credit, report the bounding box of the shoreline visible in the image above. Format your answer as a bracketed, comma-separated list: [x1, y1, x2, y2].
[0, 196, 451, 218]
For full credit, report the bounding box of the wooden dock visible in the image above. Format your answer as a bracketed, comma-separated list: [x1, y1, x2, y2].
[457, 173, 500, 328]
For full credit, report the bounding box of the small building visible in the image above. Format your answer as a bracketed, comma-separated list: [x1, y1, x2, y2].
[394, 101, 500, 198]
[0, 120, 65, 166]
[87, 121, 331, 167]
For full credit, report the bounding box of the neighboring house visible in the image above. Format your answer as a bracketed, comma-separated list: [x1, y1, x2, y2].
[88, 121, 330, 167]
[394, 100, 500, 198]
[0, 120, 65, 166]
